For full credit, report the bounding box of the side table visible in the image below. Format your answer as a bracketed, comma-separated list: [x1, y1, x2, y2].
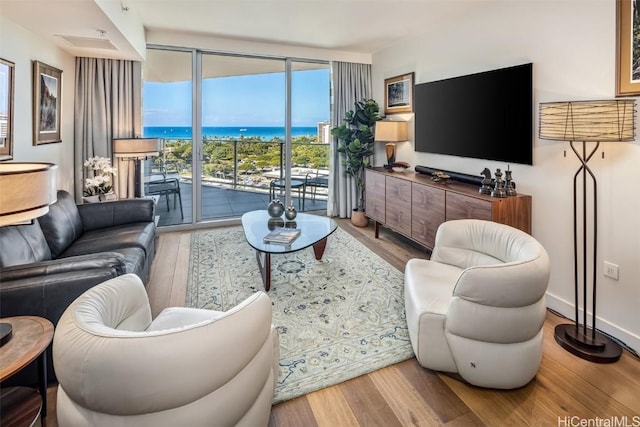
[0, 316, 54, 426]
[269, 179, 306, 210]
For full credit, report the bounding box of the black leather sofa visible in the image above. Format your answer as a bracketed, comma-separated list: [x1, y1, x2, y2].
[0, 190, 156, 384]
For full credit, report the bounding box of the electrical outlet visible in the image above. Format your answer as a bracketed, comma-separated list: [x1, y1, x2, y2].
[604, 261, 619, 280]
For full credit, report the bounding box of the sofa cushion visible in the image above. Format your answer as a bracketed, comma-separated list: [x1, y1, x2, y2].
[0, 221, 52, 267]
[59, 222, 155, 259]
[38, 191, 84, 257]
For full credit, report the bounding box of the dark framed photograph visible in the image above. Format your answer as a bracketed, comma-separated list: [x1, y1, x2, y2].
[384, 72, 414, 115]
[616, 0, 640, 96]
[33, 60, 62, 145]
[0, 58, 14, 160]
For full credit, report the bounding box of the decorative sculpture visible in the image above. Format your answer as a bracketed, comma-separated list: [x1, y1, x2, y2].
[479, 168, 493, 194]
[505, 168, 517, 196]
[491, 168, 507, 198]
[431, 171, 451, 184]
[267, 199, 285, 218]
[284, 205, 297, 221]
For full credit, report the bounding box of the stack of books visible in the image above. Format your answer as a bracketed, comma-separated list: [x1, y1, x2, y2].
[263, 228, 301, 245]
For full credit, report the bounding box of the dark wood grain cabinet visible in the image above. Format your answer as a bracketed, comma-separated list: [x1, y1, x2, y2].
[365, 167, 531, 249]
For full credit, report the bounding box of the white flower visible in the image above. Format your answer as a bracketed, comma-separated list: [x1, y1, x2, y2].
[83, 156, 117, 196]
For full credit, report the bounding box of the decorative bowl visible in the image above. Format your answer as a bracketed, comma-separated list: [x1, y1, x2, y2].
[392, 166, 407, 173]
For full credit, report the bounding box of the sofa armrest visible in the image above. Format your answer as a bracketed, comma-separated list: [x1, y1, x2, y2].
[78, 199, 155, 231]
[0, 252, 126, 281]
[0, 254, 128, 326]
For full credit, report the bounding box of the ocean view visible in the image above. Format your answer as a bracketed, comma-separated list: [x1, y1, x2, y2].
[144, 126, 318, 140]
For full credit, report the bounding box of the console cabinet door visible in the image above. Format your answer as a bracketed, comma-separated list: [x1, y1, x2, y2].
[412, 183, 445, 248]
[445, 192, 493, 221]
[385, 176, 411, 236]
[365, 169, 386, 223]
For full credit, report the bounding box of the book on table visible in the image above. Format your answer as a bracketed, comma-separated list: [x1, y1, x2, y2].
[263, 228, 301, 245]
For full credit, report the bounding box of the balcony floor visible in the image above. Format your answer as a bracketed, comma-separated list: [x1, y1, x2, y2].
[153, 182, 328, 227]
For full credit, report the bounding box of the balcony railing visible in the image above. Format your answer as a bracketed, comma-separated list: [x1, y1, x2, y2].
[147, 137, 330, 197]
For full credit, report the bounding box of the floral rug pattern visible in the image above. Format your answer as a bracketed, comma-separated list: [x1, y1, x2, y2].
[186, 226, 414, 403]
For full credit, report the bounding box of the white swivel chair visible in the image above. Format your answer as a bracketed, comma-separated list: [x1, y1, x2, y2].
[53, 274, 279, 426]
[405, 219, 550, 389]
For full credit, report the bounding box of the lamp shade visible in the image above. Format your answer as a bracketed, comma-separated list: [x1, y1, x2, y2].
[0, 162, 58, 226]
[113, 138, 160, 158]
[374, 121, 408, 142]
[539, 100, 636, 142]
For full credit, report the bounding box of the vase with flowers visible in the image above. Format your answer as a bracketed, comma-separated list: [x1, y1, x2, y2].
[83, 156, 117, 202]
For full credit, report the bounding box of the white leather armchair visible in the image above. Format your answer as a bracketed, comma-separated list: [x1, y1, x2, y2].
[405, 219, 550, 389]
[53, 274, 279, 426]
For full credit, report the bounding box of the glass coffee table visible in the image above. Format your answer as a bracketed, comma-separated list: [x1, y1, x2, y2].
[241, 210, 338, 291]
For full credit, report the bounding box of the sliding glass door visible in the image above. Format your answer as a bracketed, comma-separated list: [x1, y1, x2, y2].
[200, 54, 285, 221]
[143, 47, 329, 227]
[142, 48, 193, 227]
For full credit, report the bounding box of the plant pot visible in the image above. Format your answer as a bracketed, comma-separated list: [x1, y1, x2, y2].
[82, 195, 101, 204]
[351, 210, 368, 227]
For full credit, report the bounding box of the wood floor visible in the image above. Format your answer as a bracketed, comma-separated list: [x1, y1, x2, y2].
[44, 218, 640, 426]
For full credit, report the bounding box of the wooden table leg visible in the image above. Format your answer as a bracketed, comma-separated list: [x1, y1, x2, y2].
[255, 250, 271, 291]
[312, 237, 328, 260]
[37, 350, 47, 421]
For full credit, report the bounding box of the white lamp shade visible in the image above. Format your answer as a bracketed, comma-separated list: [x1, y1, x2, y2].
[0, 162, 58, 226]
[113, 138, 160, 158]
[375, 121, 408, 142]
[539, 100, 636, 142]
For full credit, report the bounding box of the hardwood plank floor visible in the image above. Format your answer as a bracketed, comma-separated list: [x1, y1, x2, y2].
[43, 218, 640, 426]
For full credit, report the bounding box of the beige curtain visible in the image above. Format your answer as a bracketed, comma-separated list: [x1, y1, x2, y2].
[329, 62, 372, 218]
[74, 58, 142, 200]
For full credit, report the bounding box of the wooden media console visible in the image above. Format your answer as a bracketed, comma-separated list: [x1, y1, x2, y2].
[365, 167, 531, 249]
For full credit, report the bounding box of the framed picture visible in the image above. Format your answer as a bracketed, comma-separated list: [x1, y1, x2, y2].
[616, 0, 640, 96]
[384, 72, 414, 115]
[33, 60, 62, 145]
[0, 58, 14, 161]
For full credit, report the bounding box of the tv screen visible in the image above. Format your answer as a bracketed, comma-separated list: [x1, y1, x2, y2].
[414, 63, 533, 165]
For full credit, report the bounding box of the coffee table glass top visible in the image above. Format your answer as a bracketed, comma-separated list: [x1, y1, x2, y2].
[241, 210, 337, 254]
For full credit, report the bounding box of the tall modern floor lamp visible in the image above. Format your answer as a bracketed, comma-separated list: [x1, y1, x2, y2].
[539, 99, 636, 363]
[113, 137, 160, 198]
[0, 162, 58, 345]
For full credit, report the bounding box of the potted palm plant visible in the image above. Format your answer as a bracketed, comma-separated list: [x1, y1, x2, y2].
[331, 99, 381, 226]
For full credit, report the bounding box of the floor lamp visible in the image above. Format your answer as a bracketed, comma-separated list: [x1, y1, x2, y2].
[539, 99, 636, 363]
[374, 120, 408, 168]
[0, 162, 58, 345]
[113, 138, 160, 198]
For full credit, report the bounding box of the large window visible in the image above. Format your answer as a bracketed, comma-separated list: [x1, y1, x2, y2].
[143, 49, 192, 227]
[143, 48, 330, 227]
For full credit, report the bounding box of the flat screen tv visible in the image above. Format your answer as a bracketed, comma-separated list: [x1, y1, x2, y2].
[414, 63, 533, 165]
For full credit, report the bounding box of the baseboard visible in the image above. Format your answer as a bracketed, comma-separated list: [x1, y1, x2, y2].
[545, 291, 640, 355]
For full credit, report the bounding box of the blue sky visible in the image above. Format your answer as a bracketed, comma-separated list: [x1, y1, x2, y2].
[143, 69, 330, 127]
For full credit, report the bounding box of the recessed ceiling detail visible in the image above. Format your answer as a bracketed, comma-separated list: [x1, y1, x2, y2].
[57, 35, 118, 50]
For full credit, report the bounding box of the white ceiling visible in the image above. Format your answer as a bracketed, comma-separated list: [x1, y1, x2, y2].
[1, 0, 494, 60]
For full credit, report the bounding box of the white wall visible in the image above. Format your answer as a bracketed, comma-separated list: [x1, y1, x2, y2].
[146, 29, 372, 64]
[0, 16, 76, 192]
[372, 0, 640, 352]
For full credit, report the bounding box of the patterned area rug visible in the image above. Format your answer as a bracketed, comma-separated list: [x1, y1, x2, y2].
[185, 226, 414, 403]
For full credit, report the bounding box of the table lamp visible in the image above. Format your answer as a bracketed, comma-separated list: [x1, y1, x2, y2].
[539, 99, 636, 363]
[0, 162, 58, 345]
[374, 121, 408, 168]
[113, 137, 160, 198]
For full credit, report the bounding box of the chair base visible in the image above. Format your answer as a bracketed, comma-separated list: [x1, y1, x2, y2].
[554, 323, 622, 363]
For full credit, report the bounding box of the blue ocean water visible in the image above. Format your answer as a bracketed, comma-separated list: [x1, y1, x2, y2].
[144, 126, 317, 140]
